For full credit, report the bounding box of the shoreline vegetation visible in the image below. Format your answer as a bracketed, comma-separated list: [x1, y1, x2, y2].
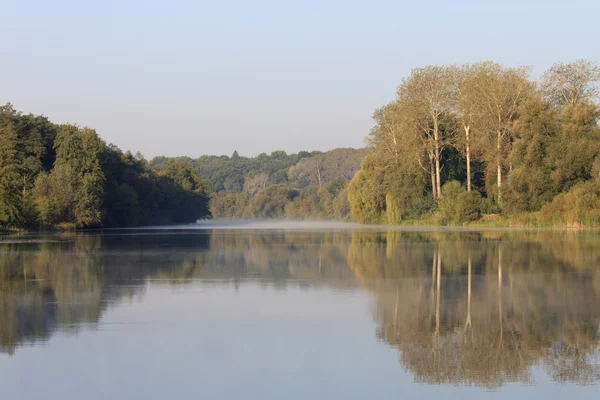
[2, 59, 600, 231]
[346, 59, 600, 229]
[0, 103, 210, 231]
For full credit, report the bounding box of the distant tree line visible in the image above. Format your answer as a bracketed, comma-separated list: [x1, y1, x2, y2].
[348, 59, 600, 226]
[0, 104, 209, 230]
[153, 148, 367, 220]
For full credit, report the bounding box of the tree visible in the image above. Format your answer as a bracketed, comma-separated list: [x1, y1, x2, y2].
[541, 60, 600, 106]
[158, 160, 210, 222]
[46, 125, 105, 227]
[348, 154, 387, 223]
[243, 172, 269, 195]
[471, 62, 532, 203]
[287, 148, 367, 188]
[367, 102, 407, 167]
[398, 65, 456, 199]
[452, 64, 484, 192]
[244, 185, 299, 218]
[0, 105, 23, 226]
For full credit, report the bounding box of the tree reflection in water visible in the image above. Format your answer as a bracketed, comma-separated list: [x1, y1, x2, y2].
[349, 230, 600, 387]
[1, 228, 600, 387]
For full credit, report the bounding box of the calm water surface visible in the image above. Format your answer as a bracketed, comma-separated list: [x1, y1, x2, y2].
[1, 223, 600, 399]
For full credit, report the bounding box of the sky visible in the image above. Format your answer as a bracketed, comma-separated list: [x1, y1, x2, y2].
[2, 0, 600, 158]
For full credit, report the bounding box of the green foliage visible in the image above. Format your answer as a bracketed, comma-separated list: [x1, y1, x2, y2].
[287, 148, 369, 187]
[209, 192, 250, 219]
[152, 151, 319, 193]
[33, 165, 87, 227]
[0, 103, 59, 227]
[480, 196, 501, 215]
[350, 60, 600, 227]
[348, 155, 387, 224]
[455, 191, 482, 223]
[152, 148, 365, 196]
[523, 182, 600, 227]
[0, 104, 210, 230]
[39, 125, 106, 227]
[244, 185, 299, 218]
[436, 181, 464, 225]
[386, 166, 433, 222]
[200, 149, 366, 221]
[156, 160, 210, 223]
[0, 109, 23, 226]
[504, 100, 600, 214]
[433, 181, 481, 225]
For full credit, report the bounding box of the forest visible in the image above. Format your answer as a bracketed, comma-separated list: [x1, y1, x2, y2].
[152, 147, 367, 220]
[0, 104, 210, 230]
[348, 59, 600, 226]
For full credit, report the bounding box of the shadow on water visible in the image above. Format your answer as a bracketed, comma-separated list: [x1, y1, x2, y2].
[1, 224, 600, 388]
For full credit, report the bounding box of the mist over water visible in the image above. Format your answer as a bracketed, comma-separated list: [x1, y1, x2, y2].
[1, 223, 600, 399]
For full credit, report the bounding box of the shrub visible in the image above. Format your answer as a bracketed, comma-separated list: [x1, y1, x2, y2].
[437, 181, 463, 225]
[455, 191, 482, 223]
[434, 181, 482, 225]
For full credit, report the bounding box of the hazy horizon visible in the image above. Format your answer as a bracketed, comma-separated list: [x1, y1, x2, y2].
[3, 0, 600, 158]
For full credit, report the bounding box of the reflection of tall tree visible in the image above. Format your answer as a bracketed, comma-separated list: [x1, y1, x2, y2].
[465, 254, 472, 337]
[348, 230, 600, 388]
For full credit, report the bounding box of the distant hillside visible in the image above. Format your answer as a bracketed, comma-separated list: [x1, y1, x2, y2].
[150, 148, 368, 193]
[150, 148, 370, 220]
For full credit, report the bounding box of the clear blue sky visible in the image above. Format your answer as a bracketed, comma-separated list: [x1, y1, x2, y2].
[2, 0, 599, 158]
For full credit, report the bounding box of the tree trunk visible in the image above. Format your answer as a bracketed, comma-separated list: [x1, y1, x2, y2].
[435, 144, 442, 199]
[430, 160, 437, 199]
[497, 130, 502, 203]
[433, 119, 442, 199]
[465, 125, 471, 192]
[316, 160, 322, 188]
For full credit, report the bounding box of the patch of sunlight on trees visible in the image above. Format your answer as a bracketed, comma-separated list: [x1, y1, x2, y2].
[347, 59, 600, 227]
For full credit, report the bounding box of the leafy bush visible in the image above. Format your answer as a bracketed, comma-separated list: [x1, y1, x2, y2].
[455, 191, 482, 223]
[435, 181, 481, 225]
[436, 181, 463, 225]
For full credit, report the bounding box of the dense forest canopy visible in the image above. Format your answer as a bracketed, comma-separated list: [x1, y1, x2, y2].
[152, 148, 368, 220]
[0, 104, 210, 230]
[348, 59, 600, 226]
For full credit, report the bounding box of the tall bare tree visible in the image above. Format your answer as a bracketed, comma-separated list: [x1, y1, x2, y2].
[471, 62, 532, 203]
[367, 102, 406, 166]
[366, 101, 434, 200]
[451, 64, 482, 192]
[399, 65, 455, 199]
[541, 60, 600, 106]
[243, 172, 269, 195]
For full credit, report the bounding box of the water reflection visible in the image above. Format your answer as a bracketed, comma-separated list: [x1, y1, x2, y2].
[348, 230, 600, 387]
[1, 228, 600, 388]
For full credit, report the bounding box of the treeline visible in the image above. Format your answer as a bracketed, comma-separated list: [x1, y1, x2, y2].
[153, 148, 367, 220]
[0, 104, 209, 230]
[349, 59, 600, 226]
[153, 150, 316, 192]
[210, 178, 350, 220]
